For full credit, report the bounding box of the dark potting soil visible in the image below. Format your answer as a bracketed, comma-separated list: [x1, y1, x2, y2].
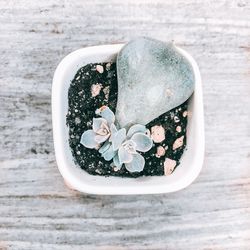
[66, 62, 188, 178]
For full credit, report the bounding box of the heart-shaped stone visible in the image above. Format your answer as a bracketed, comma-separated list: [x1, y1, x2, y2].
[115, 37, 195, 128]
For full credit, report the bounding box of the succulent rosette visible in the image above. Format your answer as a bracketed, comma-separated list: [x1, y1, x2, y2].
[111, 124, 152, 172]
[80, 106, 115, 149]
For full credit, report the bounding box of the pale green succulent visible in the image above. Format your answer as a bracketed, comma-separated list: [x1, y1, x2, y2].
[80, 106, 153, 173]
[111, 124, 153, 172]
[80, 106, 115, 149]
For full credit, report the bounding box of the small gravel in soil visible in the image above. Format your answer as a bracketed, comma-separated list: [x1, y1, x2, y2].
[66, 62, 188, 178]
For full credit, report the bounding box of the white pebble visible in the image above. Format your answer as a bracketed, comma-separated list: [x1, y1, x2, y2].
[95, 169, 101, 174]
[75, 117, 81, 124]
[183, 111, 188, 117]
[103, 86, 110, 99]
[113, 166, 119, 172]
[176, 126, 182, 133]
[106, 63, 111, 70]
[91, 83, 103, 97]
[173, 136, 184, 150]
[151, 125, 165, 143]
[164, 158, 176, 175]
[155, 146, 165, 158]
[96, 65, 104, 74]
[174, 116, 180, 123]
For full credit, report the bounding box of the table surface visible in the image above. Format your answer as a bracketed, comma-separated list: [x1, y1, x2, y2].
[1, 0, 250, 249]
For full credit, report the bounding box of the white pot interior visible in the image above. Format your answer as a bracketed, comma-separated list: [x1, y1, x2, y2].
[52, 44, 204, 195]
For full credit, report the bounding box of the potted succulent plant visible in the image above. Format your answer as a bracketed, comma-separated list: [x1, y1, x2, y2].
[52, 37, 204, 195]
[81, 106, 153, 172]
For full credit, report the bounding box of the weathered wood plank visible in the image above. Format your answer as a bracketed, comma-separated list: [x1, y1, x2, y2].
[0, 0, 250, 249]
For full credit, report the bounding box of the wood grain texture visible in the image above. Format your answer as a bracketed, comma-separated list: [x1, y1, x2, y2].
[1, 0, 250, 249]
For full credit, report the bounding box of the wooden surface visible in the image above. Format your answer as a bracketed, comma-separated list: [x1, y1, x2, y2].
[1, 0, 250, 249]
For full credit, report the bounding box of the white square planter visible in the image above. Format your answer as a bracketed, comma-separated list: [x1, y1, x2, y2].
[52, 44, 204, 195]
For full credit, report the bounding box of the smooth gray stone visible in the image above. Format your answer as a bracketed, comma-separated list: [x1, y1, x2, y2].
[115, 37, 195, 128]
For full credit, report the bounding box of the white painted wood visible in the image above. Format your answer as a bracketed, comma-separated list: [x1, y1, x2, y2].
[0, 0, 250, 249]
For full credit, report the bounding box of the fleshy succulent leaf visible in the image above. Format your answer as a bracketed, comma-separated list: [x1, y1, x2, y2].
[95, 134, 110, 144]
[113, 154, 122, 170]
[131, 133, 153, 152]
[102, 144, 116, 161]
[125, 153, 145, 172]
[92, 118, 107, 132]
[112, 128, 126, 151]
[109, 123, 118, 142]
[127, 124, 147, 138]
[98, 141, 111, 154]
[110, 123, 118, 134]
[131, 132, 153, 152]
[118, 146, 133, 164]
[80, 130, 98, 149]
[99, 107, 115, 125]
